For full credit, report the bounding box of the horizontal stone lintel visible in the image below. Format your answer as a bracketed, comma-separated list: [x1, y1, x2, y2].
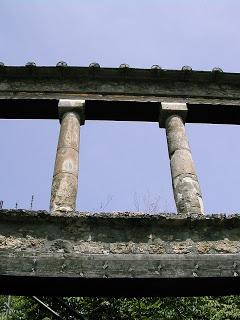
[1, 253, 240, 296]
[0, 98, 240, 124]
[1, 210, 240, 296]
[1, 66, 240, 123]
[1, 252, 240, 278]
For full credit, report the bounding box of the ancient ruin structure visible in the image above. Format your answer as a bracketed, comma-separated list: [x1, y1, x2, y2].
[0, 64, 240, 296]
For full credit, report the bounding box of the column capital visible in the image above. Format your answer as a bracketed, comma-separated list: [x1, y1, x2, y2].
[58, 99, 85, 125]
[159, 102, 188, 128]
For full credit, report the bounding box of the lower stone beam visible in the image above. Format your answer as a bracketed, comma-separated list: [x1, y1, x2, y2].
[1, 252, 240, 296]
[1, 210, 240, 296]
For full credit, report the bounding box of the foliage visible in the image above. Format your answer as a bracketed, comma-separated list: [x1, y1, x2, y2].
[0, 295, 40, 320]
[1, 296, 240, 320]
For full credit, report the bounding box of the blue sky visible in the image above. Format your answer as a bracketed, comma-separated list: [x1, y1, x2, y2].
[1, 0, 240, 213]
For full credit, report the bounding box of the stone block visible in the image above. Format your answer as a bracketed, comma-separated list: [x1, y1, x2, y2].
[159, 102, 188, 128]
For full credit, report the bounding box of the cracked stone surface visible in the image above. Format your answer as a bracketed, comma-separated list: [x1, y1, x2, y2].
[0, 209, 240, 255]
[50, 110, 81, 212]
[165, 114, 204, 214]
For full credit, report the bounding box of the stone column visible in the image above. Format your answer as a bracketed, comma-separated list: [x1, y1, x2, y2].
[50, 100, 85, 213]
[159, 102, 204, 215]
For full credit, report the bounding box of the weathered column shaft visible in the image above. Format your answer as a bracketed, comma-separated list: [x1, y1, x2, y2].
[50, 100, 85, 212]
[160, 102, 204, 215]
